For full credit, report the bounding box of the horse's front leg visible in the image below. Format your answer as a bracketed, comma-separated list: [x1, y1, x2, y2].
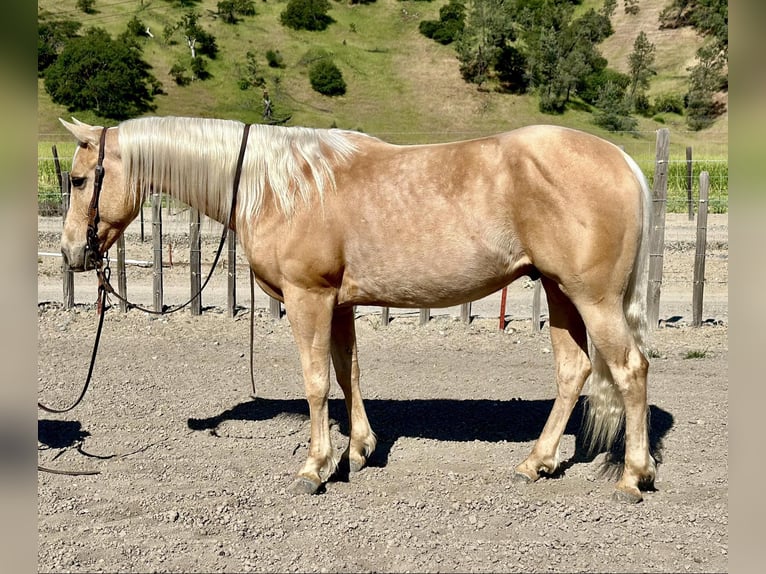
[330, 306, 376, 473]
[283, 285, 338, 495]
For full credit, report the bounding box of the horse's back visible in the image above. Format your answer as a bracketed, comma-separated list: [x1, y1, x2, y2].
[319, 126, 644, 308]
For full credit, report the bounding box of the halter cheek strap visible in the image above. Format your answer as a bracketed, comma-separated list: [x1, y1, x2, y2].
[86, 127, 109, 266]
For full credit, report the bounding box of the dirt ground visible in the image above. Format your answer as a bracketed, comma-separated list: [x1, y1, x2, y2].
[37, 214, 728, 573]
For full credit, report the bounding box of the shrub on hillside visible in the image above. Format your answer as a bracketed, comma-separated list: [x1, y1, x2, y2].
[593, 80, 637, 132]
[266, 49, 285, 68]
[190, 56, 211, 80]
[418, 0, 465, 45]
[634, 93, 652, 116]
[578, 67, 630, 106]
[309, 60, 346, 96]
[170, 63, 192, 86]
[280, 0, 334, 32]
[653, 93, 685, 114]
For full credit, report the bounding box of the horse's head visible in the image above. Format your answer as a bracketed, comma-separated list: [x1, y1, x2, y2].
[59, 119, 137, 271]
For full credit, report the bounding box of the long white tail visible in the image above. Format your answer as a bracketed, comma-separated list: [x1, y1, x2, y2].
[582, 151, 652, 455]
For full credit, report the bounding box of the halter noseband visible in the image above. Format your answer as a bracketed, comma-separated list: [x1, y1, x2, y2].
[85, 127, 109, 270]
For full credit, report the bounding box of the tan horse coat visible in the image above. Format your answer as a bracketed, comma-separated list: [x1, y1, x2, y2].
[60, 117, 655, 502]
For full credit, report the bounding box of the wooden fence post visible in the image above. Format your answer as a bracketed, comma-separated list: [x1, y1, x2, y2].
[647, 128, 669, 330]
[227, 231, 237, 317]
[140, 205, 145, 243]
[498, 286, 508, 330]
[692, 172, 710, 327]
[60, 172, 74, 309]
[152, 192, 164, 313]
[686, 146, 694, 221]
[419, 308, 430, 326]
[189, 208, 202, 316]
[460, 302, 472, 324]
[116, 234, 127, 312]
[381, 307, 390, 327]
[532, 280, 542, 333]
[269, 297, 282, 319]
[52, 145, 62, 194]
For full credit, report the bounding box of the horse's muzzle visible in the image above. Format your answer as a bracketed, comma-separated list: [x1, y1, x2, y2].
[61, 245, 100, 272]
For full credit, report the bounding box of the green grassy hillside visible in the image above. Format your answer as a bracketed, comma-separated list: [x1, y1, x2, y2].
[38, 0, 727, 209]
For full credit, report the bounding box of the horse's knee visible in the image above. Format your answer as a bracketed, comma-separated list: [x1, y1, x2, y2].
[555, 354, 591, 397]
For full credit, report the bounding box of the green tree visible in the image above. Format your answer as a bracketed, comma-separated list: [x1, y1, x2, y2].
[169, 62, 192, 86]
[520, 0, 616, 112]
[43, 27, 159, 119]
[218, 1, 238, 24]
[217, 0, 256, 24]
[38, 19, 81, 75]
[76, 0, 96, 14]
[125, 16, 146, 38]
[593, 80, 637, 131]
[627, 31, 656, 104]
[178, 12, 218, 59]
[419, 0, 466, 46]
[528, 25, 566, 111]
[235, 0, 257, 15]
[494, 45, 528, 93]
[685, 42, 726, 130]
[239, 50, 266, 89]
[280, 0, 334, 32]
[190, 55, 211, 80]
[660, 0, 727, 49]
[456, 0, 510, 87]
[578, 66, 629, 105]
[161, 0, 202, 6]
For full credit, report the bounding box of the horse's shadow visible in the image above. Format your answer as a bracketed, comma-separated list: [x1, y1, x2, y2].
[188, 396, 673, 475]
[38, 419, 91, 450]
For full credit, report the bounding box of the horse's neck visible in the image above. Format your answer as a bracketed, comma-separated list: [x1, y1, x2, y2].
[143, 164, 232, 227]
[164, 187, 230, 226]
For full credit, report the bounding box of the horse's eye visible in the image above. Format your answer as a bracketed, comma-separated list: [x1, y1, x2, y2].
[70, 176, 86, 188]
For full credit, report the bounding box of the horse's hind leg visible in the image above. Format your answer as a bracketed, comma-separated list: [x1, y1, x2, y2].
[515, 277, 591, 482]
[330, 306, 377, 473]
[578, 302, 655, 502]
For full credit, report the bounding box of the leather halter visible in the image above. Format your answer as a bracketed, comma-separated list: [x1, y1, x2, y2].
[85, 127, 109, 270]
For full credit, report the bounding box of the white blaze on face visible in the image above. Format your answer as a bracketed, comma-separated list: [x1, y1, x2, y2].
[60, 143, 87, 269]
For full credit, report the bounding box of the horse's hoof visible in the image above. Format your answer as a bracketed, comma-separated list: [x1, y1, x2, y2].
[512, 471, 535, 484]
[612, 487, 643, 504]
[288, 477, 320, 496]
[348, 459, 365, 473]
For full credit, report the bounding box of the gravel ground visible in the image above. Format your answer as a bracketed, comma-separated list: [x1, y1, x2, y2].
[37, 214, 728, 573]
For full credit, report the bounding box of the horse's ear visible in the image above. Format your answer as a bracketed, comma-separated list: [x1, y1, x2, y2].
[59, 118, 104, 148]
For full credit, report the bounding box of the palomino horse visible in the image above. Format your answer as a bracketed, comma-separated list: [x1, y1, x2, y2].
[60, 116, 655, 502]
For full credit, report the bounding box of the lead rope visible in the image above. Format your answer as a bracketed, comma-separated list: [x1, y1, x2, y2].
[37, 269, 109, 475]
[250, 269, 257, 398]
[38, 126, 110, 415]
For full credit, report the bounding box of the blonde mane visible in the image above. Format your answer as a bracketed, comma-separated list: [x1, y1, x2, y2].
[118, 116, 362, 223]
